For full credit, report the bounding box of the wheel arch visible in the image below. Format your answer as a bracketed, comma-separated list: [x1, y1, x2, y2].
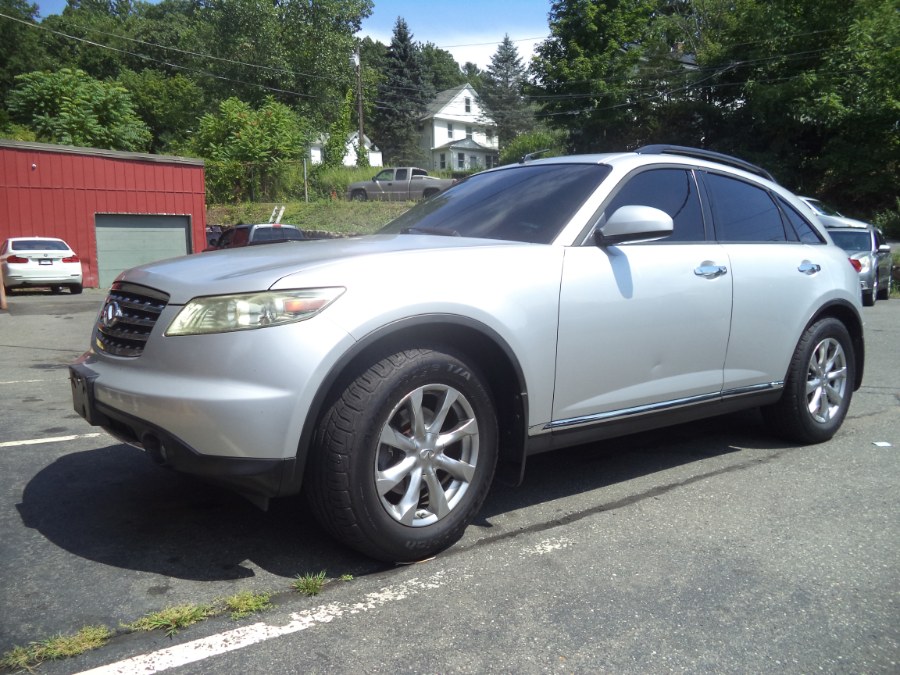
[281, 315, 531, 496]
[806, 299, 865, 390]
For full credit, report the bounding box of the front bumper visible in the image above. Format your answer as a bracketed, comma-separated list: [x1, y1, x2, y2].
[69, 362, 296, 498]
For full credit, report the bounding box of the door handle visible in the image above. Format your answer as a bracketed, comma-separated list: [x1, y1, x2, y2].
[694, 263, 728, 279]
[798, 261, 821, 275]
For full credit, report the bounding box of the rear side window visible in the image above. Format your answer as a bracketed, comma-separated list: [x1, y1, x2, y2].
[778, 198, 824, 244]
[704, 173, 787, 242]
[602, 168, 705, 242]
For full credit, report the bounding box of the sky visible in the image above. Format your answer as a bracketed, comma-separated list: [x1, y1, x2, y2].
[33, 0, 552, 70]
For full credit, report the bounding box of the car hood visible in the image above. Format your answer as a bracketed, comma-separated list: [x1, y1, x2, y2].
[118, 234, 521, 304]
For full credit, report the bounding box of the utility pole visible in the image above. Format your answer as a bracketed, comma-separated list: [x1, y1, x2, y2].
[352, 48, 365, 165]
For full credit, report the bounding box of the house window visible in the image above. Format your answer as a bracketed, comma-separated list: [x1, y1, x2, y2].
[466, 126, 473, 140]
[440, 153, 446, 169]
[448, 123, 454, 139]
[465, 97, 471, 113]
[457, 152, 465, 169]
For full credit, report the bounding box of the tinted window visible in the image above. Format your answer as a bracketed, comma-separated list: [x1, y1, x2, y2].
[380, 164, 612, 244]
[705, 173, 787, 242]
[12, 239, 70, 251]
[603, 169, 705, 242]
[829, 230, 872, 253]
[778, 198, 823, 244]
[395, 169, 408, 181]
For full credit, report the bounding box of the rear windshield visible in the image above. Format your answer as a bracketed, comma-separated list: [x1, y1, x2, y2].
[379, 164, 611, 244]
[253, 227, 305, 242]
[12, 239, 70, 251]
[828, 230, 871, 253]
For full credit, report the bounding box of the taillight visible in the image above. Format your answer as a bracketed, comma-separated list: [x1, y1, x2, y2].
[6, 255, 28, 264]
[62, 255, 80, 263]
[848, 258, 862, 272]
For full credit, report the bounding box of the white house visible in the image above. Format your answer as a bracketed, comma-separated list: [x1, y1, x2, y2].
[419, 84, 499, 172]
[310, 131, 383, 167]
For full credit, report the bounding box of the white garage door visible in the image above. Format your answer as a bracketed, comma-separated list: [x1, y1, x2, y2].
[95, 214, 192, 288]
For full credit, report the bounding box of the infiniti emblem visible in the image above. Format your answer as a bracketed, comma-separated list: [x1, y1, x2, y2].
[101, 300, 124, 328]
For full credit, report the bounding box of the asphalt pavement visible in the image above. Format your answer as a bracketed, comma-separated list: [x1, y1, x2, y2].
[0, 289, 897, 673]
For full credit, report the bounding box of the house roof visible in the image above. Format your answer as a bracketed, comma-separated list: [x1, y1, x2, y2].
[431, 137, 496, 153]
[421, 83, 477, 120]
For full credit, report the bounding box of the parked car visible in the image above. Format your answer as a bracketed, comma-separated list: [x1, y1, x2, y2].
[204, 223, 305, 251]
[825, 225, 892, 306]
[1, 236, 83, 294]
[70, 146, 865, 562]
[800, 197, 892, 305]
[347, 167, 455, 201]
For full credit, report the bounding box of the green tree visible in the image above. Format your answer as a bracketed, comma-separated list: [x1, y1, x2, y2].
[530, 0, 659, 152]
[421, 42, 465, 92]
[189, 96, 310, 201]
[116, 68, 205, 152]
[370, 17, 432, 164]
[322, 89, 355, 168]
[7, 67, 151, 150]
[498, 128, 567, 165]
[0, 0, 51, 100]
[480, 35, 535, 147]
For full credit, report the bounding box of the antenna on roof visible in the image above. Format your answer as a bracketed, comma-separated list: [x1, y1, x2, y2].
[520, 149, 551, 164]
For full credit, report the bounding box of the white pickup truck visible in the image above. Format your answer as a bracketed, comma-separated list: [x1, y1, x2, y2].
[347, 167, 456, 201]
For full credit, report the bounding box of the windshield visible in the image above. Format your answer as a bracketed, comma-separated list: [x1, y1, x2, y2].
[806, 199, 842, 217]
[379, 164, 611, 244]
[829, 230, 871, 253]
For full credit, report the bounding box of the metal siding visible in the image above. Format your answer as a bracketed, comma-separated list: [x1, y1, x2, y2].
[1, 144, 204, 287]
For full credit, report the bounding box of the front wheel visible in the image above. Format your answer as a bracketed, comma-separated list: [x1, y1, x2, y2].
[307, 348, 498, 561]
[350, 190, 367, 202]
[763, 318, 855, 444]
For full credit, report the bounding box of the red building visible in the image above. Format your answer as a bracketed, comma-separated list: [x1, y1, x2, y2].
[0, 140, 205, 288]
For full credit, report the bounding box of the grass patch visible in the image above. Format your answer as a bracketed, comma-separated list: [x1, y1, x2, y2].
[0, 625, 111, 670]
[207, 200, 412, 235]
[292, 571, 327, 596]
[223, 591, 272, 620]
[126, 604, 212, 637]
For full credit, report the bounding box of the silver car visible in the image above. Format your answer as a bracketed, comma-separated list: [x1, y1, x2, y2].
[801, 197, 892, 305]
[70, 146, 865, 561]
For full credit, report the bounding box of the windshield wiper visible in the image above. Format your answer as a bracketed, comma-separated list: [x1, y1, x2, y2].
[401, 226, 460, 237]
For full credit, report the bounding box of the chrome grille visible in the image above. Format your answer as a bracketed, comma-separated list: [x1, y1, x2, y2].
[95, 283, 170, 357]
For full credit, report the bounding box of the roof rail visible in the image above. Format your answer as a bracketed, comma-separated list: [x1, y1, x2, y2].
[635, 144, 776, 183]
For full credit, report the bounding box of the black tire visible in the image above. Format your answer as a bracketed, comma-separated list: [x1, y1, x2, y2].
[351, 190, 367, 202]
[762, 318, 855, 444]
[423, 189, 439, 199]
[69, 283, 83, 295]
[876, 272, 890, 301]
[306, 348, 498, 562]
[863, 283, 876, 306]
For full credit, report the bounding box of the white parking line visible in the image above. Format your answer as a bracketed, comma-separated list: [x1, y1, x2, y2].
[77, 571, 464, 675]
[0, 433, 102, 448]
[0, 379, 45, 385]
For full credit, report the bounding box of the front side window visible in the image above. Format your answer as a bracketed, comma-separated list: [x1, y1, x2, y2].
[704, 173, 787, 242]
[374, 169, 394, 181]
[600, 169, 705, 242]
[380, 164, 611, 244]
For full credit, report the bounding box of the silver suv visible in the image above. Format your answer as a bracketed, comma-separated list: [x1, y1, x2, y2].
[70, 146, 865, 561]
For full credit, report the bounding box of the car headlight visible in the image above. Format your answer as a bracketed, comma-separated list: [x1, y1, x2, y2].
[166, 288, 344, 336]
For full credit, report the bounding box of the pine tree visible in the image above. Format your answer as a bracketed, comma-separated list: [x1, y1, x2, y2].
[480, 35, 535, 146]
[370, 17, 433, 164]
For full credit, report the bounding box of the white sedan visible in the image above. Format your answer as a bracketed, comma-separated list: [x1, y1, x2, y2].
[1, 236, 83, 294]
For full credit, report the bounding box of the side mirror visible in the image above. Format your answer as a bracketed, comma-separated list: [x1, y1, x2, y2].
[593, 205, 674, 247]
[878, 244, 891, 253]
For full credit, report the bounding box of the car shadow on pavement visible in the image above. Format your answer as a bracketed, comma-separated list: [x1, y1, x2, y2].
[16, 443, 384, 582]
[16, 410, 789, 581]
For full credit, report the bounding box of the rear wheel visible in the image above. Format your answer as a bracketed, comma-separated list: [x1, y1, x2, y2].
[763, 318, 854, 444]
[307, 347, 498, 561]
[69, 283, 83, 295]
